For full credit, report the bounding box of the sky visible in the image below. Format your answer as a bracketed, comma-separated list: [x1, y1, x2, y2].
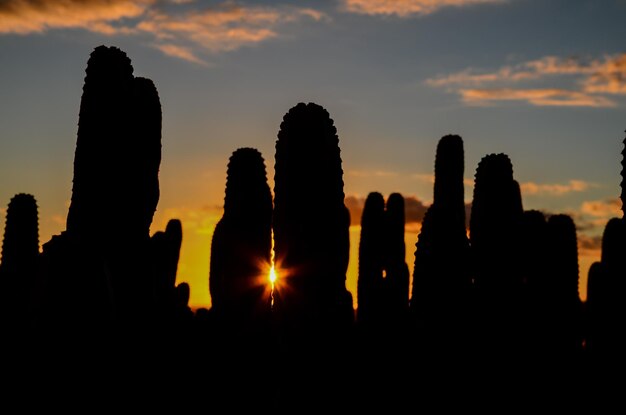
[1, 0, 625, 310]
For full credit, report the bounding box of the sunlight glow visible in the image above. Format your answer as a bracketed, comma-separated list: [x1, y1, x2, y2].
[269, 229, 277, 306]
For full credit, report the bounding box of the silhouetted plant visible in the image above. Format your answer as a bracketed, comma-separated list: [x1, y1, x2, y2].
[34, 45, 162, 335]
[272, 102, 353, 340]
[0, 193, 39, 330]
[357, 192, 385, 327]
[585, 217, 626, 357]
[151, 218, 185, 326]
[411, 135, 471, 348]
[469, 153, 524, 355]
[541, 214, 584, 356]
[382, 193, 410, 324]
[209, 147, 273, 337]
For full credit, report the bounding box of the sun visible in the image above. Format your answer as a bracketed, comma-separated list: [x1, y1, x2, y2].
[269, 265, 277, 284]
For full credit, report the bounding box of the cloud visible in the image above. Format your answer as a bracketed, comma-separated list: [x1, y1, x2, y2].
[578, 233, 602, 255]
[404, 195, 429, 223]
[342, 0, 504, 18]
[459, 88, 615, 107]
[0, 0, 151, 34]
[0, 1, 327, 63]
[520, 180, 596, 196]
[153, 43, 209, 65]
[347, 170, 398, 178]
[427, 53, 626, 107]
[580, 198, 622, 218]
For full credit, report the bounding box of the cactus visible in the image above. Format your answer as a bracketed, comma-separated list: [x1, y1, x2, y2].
[382, 193, 410, 322]
[357, 192, 385, 326]
[272, 102, 353, 336]
[411, 135, 471, 342]
[585, 217, 626, 356]
[209, 147, 273, 335]
[541, 214, 584, 355]
[469, 153, 524, 291]
[34, 46, 162, 333]
[150, 218, 183, 324]
[469, 153, 525, 355]
[0, 193, 40, 330]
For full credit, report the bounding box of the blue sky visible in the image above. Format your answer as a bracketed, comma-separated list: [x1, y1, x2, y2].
[1, 0, 625, 308]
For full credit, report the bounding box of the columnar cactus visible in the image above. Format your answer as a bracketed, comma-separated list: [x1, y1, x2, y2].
[209, 147, 273, 335]
[469, 153, 524, 291]
[357, 192, 385, 326]
[34, 46, 162, 333]
[382, 193, 410, 322]
[272, 102, 353, 335]
[585, 217, 626, 356]
[469, 153, 524, 354]
[67, 45, 161, 240]
[411, 135, 471, 340]
[542, 214, 584, 355]
[0, 193, 39, 329]
[150, 219, 184, 324]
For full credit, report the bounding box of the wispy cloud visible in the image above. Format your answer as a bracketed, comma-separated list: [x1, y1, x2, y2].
[580, 198, 622, 218]
[0, 0, 327, 64]
[427, 54, 626, 107]
[520, 179, 597, 196]
[347, 169, 398, 178]
[342, 0, 504, 17]
[0, 0, 151, 34]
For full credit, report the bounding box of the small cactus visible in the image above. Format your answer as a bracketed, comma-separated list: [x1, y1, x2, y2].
[0, 193, 40, 330]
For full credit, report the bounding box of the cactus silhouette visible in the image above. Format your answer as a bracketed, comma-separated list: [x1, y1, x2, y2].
[272, 102, 353, 339]
[0, 193, 39, 330]
[34, 45, 162, 334]
[469, 153, 524, 355]
[209, 147, 273, 337]
[357, 192, 386, 327]
[150, 219, 185, 326]
[411, 135, 471, 348]
[382, 192, 410, 323]
[585, 217, 626, 357]
[540, 214, 584, 355]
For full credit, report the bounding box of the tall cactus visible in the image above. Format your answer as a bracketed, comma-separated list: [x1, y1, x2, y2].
[469, 153, 524, 355]
[272, 102, 353, 337]
[411, 135, 471, 343]
[383, 193, 410, 323]
[0, 193, 39, 330]
[357, 192, 385, 327]
[34, 46, 162, 334]
[209, 147, 273, 336]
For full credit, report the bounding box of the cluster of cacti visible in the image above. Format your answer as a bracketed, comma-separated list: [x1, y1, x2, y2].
[272, 102, 353, 335]
[411, 135, 471, 336]
[209, 147, 273, 335]
[32, 45, 163, 333]
[0, 193, 39, 329]
[357, 192, 409, 329]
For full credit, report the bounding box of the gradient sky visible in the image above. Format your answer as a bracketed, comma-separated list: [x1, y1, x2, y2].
[1, 0, 625, 309]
